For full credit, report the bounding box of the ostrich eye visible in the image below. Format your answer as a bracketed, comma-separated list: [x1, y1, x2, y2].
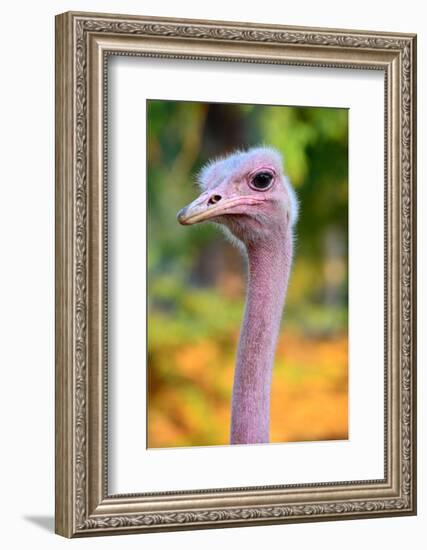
[250, 171, 274, 191]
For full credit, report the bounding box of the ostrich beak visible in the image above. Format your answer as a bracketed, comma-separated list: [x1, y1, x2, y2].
[177, 192, 264, 225]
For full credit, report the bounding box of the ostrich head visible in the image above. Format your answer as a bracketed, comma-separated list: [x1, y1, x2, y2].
[177, 147, 298, 246]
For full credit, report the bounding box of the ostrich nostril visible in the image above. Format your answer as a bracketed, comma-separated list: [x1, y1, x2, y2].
[208, 194, 222, 206]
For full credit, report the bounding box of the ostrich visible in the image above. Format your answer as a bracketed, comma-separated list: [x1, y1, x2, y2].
[177, 147, 298, 445]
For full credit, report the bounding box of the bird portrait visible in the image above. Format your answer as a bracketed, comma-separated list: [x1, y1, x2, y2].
[178, 147, 298, 444]
[147, 99, 348, 449]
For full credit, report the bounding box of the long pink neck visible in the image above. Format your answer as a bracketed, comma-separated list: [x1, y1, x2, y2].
[230, 229, 293, 444]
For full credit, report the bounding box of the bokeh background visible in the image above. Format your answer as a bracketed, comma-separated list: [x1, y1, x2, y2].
[147, 100, 348, 448]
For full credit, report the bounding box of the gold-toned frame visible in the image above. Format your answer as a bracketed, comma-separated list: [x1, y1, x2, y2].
[55, 11, 417, 538]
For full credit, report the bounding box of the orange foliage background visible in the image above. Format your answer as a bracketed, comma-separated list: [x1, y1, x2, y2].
[148, 328, 348, 447]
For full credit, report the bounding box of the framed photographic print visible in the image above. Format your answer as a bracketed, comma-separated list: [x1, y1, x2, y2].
[55, 11, 417, 537]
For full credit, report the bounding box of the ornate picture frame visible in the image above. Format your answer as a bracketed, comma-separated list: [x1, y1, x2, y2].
[55, 11, 417, 537]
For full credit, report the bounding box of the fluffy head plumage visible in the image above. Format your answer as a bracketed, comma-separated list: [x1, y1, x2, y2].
[198, 147, 298, 228]
[178, 146, 298, 249]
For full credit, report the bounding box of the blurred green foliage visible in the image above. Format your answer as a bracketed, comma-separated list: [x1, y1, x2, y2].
[147, 100, 348, 447]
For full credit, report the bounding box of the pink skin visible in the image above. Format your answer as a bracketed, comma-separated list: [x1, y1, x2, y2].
[177, 147, 297, 444]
